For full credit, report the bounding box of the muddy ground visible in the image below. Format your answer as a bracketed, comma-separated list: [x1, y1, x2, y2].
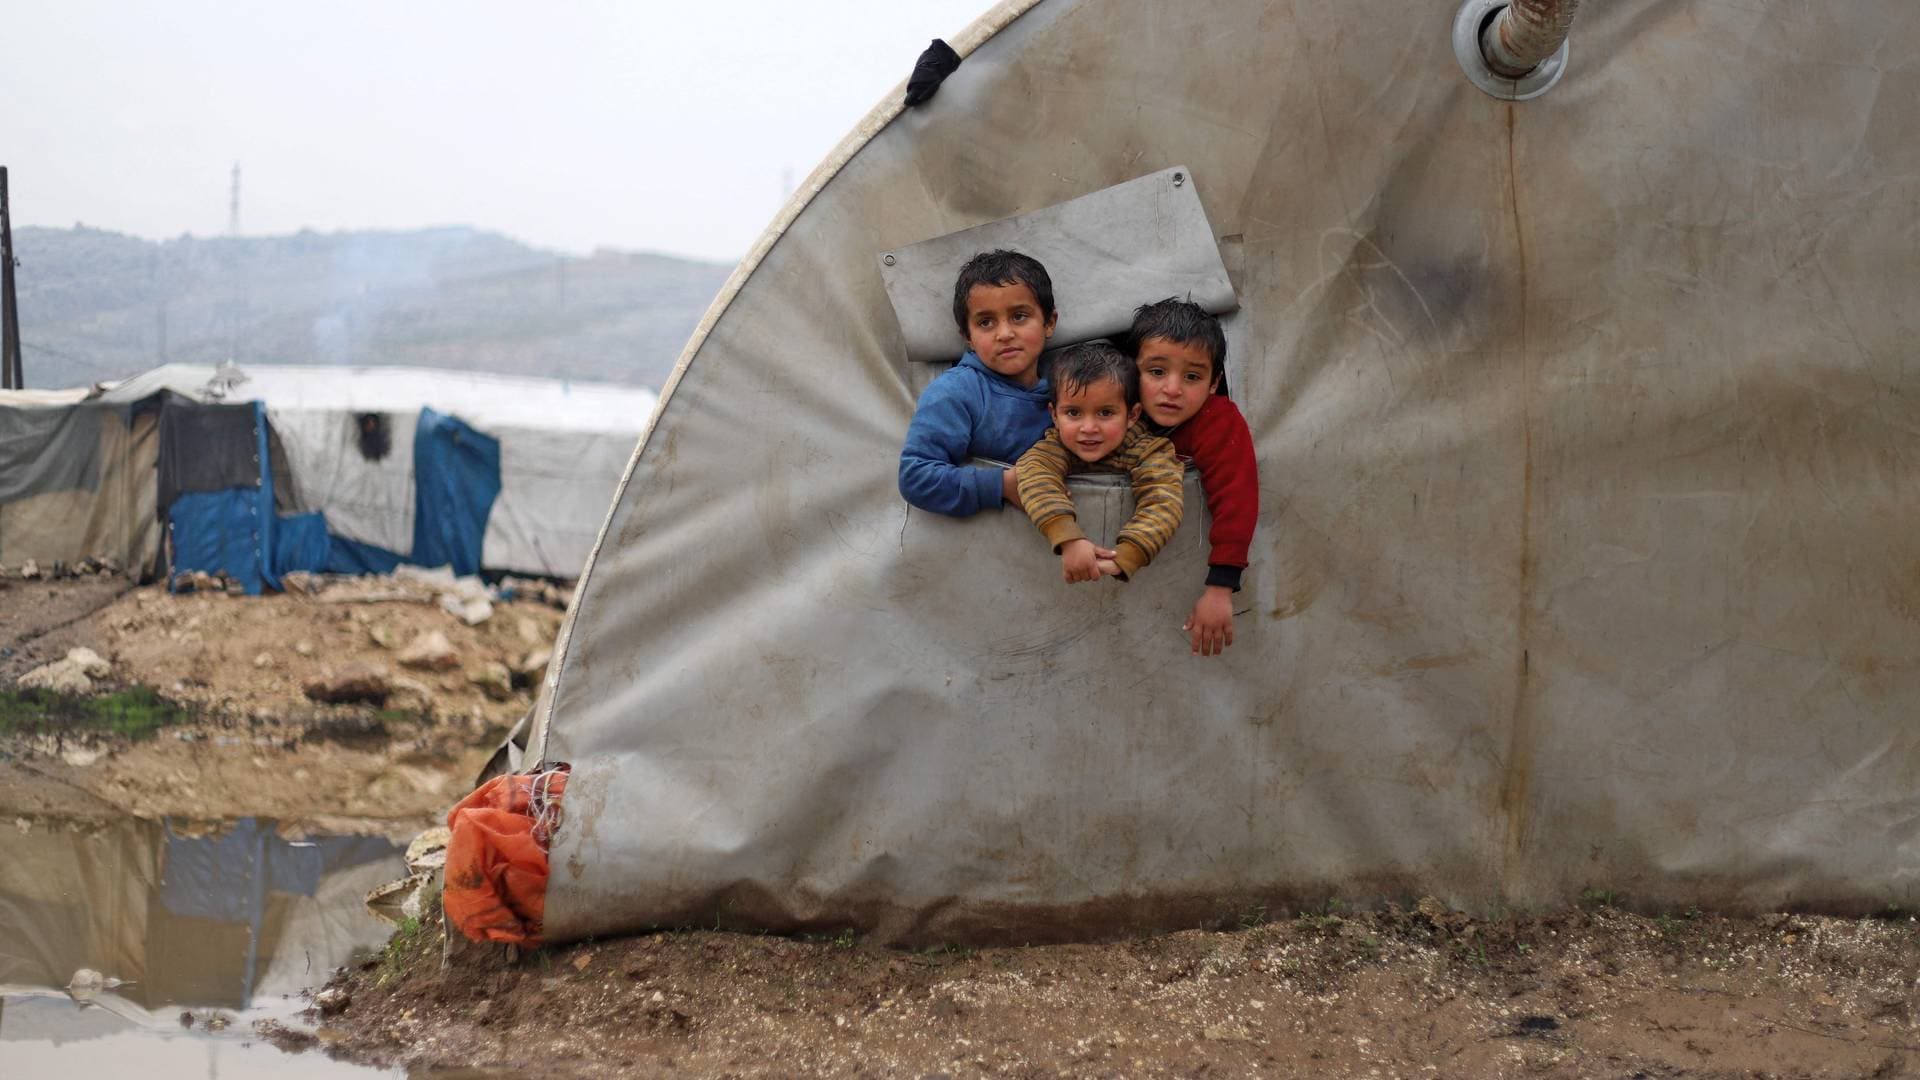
[317, 900, 1920, 1079]
[0, 576, 561, 824]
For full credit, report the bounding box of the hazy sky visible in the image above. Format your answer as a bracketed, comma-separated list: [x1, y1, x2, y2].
[2, 0, 992, 263]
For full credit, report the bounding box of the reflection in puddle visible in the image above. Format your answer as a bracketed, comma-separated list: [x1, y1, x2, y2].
[0, 815, 410, 1077]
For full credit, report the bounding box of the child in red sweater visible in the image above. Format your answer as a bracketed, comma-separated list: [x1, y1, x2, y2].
[1127, 299, 1258, 657]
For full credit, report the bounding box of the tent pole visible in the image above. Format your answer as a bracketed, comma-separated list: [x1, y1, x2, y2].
[0, 167, 21, 390]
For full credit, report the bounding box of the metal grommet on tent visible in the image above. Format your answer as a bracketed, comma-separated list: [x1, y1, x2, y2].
[1454, 0, 1569, 102]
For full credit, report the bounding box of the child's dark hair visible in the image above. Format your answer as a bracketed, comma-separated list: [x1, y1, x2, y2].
[951, 249, 1056, 332]
[1127, 297, 1230, 395]
[1048, 341, 1138, 406]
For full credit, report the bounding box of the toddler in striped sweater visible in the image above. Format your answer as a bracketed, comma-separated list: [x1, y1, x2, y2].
[1015, 341, 1183, 583]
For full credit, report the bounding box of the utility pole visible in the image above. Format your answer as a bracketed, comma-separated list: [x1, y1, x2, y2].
[227, 161, 244, 361]
[1, 167, 23, 390]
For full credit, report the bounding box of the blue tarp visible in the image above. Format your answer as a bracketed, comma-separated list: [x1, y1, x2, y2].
[168, 488, 268, 595]
[273, 511, 332, 576]
[170, 403, 505, 589]
[324, 534, 406, 576]
[410, 408, 501, 577]
[165, 402, 285, 595]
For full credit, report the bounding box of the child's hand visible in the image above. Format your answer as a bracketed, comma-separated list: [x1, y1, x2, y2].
[1060, 539, 1102, 583]
[1001, 468, 1023, 511]
[1183, 586, 1235, 656]
[1094, 558, 1123, 579]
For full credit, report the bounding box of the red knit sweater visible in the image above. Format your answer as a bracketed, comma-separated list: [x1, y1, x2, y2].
[1166, 395, 1258, 588]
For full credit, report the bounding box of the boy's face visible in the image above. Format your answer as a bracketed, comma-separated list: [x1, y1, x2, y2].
[963, 281, 1056, 387]
[1137, 336, 1220, 428]
[1050, 376, 1140, 464]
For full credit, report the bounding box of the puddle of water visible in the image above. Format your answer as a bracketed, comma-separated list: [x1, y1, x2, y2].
[0, 814, 414, 1077]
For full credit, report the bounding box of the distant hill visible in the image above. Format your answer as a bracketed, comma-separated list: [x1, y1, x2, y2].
[8, 225, 734, 390]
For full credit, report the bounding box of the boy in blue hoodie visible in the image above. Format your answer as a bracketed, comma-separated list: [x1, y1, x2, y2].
[898, 250, 1057, 516]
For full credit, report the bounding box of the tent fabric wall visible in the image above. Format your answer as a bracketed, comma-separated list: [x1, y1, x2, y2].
[267, 408, 419, 557]
[164, 402, 283, 595]
[410, 408, 502, 577]
[481, 427, 638, 579]
[530, 0, 1920, 945]
[0, 404, 161, 573]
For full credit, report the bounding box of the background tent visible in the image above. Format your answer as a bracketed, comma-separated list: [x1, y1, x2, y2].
[526, 0, 1920, 945]
[0, 394, 162, 577]
[1, 364, 655, 584]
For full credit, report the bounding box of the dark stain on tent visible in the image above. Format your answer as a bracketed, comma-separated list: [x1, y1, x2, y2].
[354, 412, 391, 462]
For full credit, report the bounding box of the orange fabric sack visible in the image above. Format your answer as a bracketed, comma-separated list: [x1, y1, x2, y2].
[443, 767, 569, 946]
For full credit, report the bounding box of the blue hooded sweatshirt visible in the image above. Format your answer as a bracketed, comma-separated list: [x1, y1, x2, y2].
[898, 352, 1052, 517]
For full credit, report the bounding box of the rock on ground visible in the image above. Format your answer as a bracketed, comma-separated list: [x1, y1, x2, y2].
[303, 662, 392, 705]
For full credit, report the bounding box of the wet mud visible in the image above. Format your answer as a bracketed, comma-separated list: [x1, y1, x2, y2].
[326, 898, 1920, 1079]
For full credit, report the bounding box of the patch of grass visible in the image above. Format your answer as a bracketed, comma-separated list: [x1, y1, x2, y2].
[1578, 887, 1620, 910]
[1447, 938, 1490, 968]
[1295, 898, 1348, 933]
[375, 916, 425, 987]
[1655, 907, 1703, 940]
[833, 927, 857, 950]
[0, 686, 188, 740]
[1237, 903, 1270, 931]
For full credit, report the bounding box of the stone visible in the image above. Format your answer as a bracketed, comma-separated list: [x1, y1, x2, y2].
[467, 661, 514, 701]
[513, 647, 552, 685]
[293, 640, 316, 657]
[517, 617, 542, 645]
[441, 594, 494, 626]
[252, 652, 275, 669]
[19, 659, 92, 695]
[398, 631, 459, 671]
[388, 675, 437, 714]
[21, 559, 40, 579]
[65, 647, 112, 679]
[368, 624, 400, 650]
[301, 662, 390, 705]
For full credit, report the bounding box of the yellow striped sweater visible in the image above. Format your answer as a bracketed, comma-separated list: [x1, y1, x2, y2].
[1015, 422, 1184, 579]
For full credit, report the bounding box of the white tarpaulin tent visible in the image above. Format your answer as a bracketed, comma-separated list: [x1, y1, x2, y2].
[96, 364, 656, 578]
[527, 0, 1920, 944]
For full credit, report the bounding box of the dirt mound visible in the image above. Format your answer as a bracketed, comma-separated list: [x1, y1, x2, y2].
[0, 579, 565, 824]
[320, 901, 1920, 1078]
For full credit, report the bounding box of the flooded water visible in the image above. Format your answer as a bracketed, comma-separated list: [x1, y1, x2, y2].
[0, 814, 411, 1077]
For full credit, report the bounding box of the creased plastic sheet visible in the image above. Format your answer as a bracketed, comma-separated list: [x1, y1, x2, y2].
[0, 406, 159, 572]
[535, 0, 1920, 944]
[268, 407, 419, 556]
[482, 427, 642, 579]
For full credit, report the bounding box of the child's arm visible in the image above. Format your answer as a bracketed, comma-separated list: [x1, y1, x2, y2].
[1015, 434, 1102, 583]
[898, 380, 1005, 517]
[1183, 399, 1259, 655]
[1109, 435, 1185, 579]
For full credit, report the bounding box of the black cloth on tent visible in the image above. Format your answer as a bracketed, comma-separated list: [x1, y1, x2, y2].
[0, 405, 103, 503]
[904, 38, 962, 106]
[157, 399, 261, 513]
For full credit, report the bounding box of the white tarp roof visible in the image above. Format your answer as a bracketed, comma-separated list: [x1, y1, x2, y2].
[95, 363, 655, 434]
